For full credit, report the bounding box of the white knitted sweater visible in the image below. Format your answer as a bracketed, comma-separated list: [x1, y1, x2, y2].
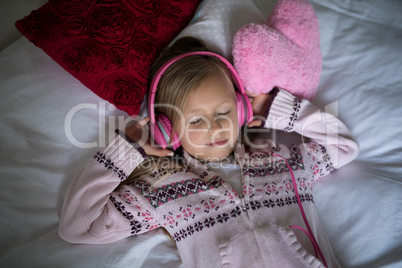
[59, 90, 359, 268]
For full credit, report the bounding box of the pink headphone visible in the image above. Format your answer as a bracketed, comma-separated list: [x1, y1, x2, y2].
[148, 51, 253, 150]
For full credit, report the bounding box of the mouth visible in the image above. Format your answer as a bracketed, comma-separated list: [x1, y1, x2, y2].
[207, 139, 228, 147]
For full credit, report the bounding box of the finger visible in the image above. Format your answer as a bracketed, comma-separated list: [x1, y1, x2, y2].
[148, 147, 174, 157]
[160, 149, 174, 157]
[247, 119, 262, 128]
[137, 116, 149, 126]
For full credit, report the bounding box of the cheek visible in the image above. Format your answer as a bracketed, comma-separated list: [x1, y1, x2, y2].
[231, 116, 240, 143]
[181, 128, 207, 149]
[225, 114, 239, 135]
[230, 125, 240, 144]
[187, 130, 204, 144]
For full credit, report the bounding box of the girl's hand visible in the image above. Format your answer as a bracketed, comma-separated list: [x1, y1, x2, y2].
[124, 116, 174, 157]
[246, 91, 272, 128]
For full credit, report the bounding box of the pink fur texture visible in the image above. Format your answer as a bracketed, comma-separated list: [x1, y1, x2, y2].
[232, 0, 321, 100]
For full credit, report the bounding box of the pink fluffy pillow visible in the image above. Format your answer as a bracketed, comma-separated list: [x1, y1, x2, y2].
[232, 0, 321, 101]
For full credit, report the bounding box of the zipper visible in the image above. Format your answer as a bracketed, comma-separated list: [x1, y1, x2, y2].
[234, 143, 254, 228]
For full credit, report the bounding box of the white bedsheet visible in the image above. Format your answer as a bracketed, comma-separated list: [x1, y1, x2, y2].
[1, 0, 401, 267]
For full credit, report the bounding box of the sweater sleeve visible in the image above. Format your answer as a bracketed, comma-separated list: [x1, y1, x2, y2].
[263, 89, 359, 180]
[59, 132, 158, 244]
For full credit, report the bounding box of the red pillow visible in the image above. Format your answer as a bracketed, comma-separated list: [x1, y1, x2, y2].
[16, 0, 202, 116]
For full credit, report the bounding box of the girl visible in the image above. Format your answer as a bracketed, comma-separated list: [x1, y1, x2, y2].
[59, 37, 359, 268]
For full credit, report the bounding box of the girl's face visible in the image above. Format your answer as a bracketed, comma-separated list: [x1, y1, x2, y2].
[175, 71, 239, 162]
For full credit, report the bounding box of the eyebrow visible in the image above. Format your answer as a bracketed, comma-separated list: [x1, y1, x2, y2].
[185, 101, 233, 116]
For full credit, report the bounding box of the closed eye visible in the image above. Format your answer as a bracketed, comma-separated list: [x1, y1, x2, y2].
[217, 110, 231, 116]
[189, 110, 231, 125]
[189, 118, 202, 125]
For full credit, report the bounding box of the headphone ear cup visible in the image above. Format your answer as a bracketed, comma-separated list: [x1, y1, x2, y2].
[153, 113, 181, 150]
[235, 91, 253, 127]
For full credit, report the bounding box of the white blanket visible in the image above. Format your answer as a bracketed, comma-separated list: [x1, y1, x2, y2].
[0, 0, 401, 267]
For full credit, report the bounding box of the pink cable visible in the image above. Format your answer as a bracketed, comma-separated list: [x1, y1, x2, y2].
[274, 154, 328, 268]
[289, 225, 318, 258]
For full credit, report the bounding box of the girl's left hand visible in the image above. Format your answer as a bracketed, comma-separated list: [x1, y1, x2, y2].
[246, 91, 272, 127]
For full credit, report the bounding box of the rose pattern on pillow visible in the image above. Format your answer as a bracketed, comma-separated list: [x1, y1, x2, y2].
[16, 0, 202, 116]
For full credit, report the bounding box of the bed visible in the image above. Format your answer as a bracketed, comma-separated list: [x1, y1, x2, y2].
[0, 0, 401, 267]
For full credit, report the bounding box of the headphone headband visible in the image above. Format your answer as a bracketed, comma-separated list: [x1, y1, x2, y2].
[148, 51, 247, 125]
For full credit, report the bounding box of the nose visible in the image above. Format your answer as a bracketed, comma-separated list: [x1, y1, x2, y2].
[208, 118, 223, 133]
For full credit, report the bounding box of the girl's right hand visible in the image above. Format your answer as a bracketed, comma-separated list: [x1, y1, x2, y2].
[124, 116, 174, 157]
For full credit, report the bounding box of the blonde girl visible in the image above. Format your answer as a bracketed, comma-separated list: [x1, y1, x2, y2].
[59, 37, 358, 268]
